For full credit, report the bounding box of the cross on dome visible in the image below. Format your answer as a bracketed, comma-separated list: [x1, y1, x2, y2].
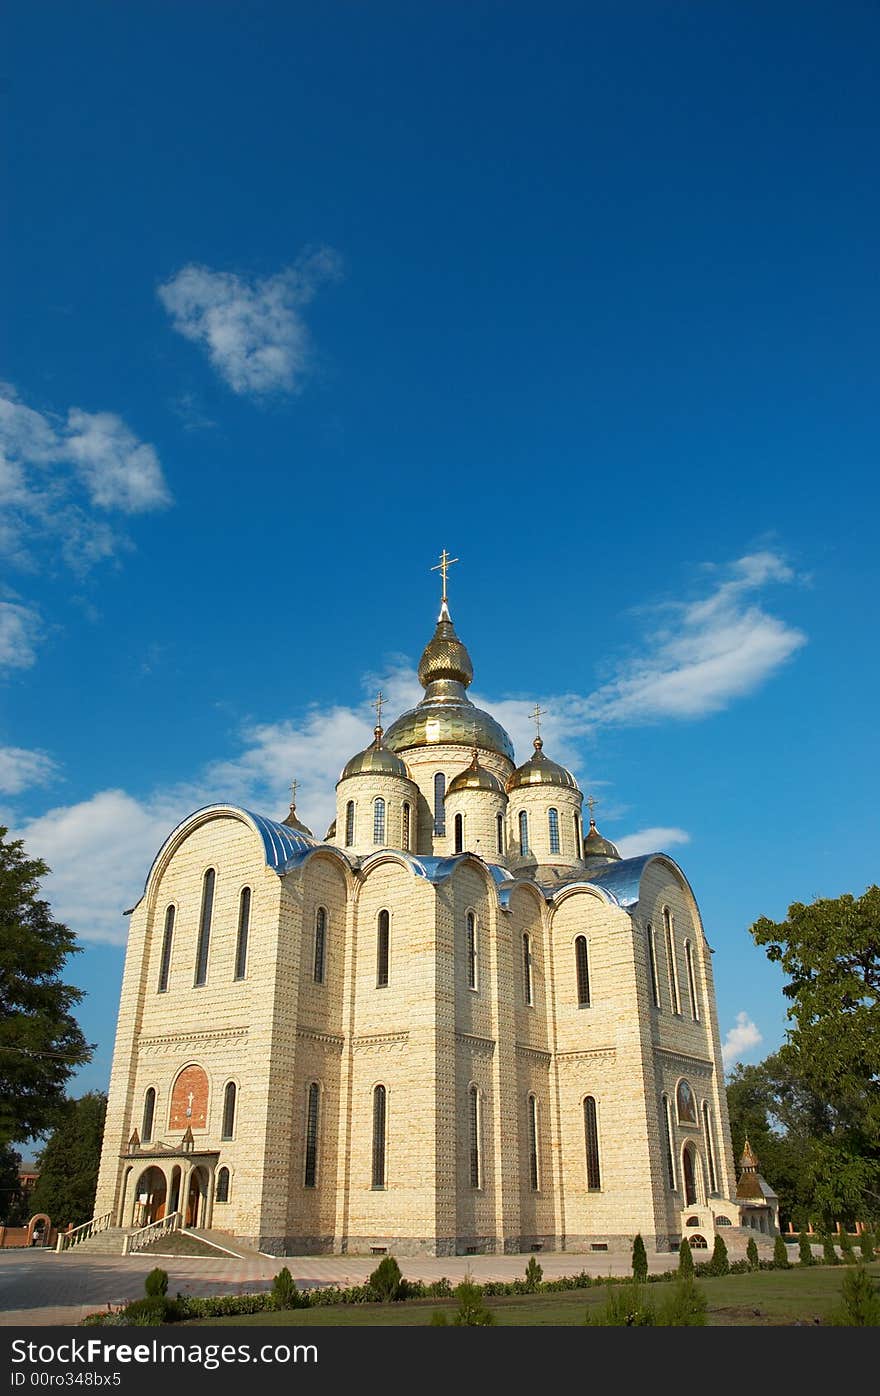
[430, 548, 459, 618]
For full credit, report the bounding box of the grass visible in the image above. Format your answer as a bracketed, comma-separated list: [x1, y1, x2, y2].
[185, 1262, 880, 1327]
[138, 1231, 227, 1258]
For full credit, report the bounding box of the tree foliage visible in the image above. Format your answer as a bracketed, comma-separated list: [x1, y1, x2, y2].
[0, 828, 92, 1147]
[0, 1142, 25, 1225]
[631, 1233, 648, 1282]
[29, 1092, 107, 1228]
[677, 1238, 694, 1277]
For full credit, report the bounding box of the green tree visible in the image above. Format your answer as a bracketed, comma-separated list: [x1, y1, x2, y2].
[773, 1235, 790, 1269]
[749, 886, 880, 1226]
[830, 1263, 880, 1326]
[678, 1238, 694, 1277]
[746, 1236, 760, 1271]
[631, 1233, 648, 1282]
[0, 829, 92, 1148]
[452, 1278, 495, 1326]
[0, 1143, 25, 1225]
[821, 1232, 840, 1265]
[29, 1093, 106, 1228]
[858, 1229, 876, 1262]
[523, 1256, 543, 1291]
[839, 1229, 857, 1264]
[708, 1234, 729, 1276]
[368, 1255, 404, 1301]
[798, 1234, 815, 1266]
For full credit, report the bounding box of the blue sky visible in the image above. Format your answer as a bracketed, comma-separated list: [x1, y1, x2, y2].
[2, 2, 878, 1132]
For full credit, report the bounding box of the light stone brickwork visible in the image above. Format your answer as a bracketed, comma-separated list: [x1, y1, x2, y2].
[95, 604, 762, 1256]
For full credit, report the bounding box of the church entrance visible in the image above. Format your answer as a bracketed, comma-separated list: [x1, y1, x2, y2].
[133, 1166, 167, 1226]
[682, 1145, 698, 1207]
[186, 1166, 209, 1227]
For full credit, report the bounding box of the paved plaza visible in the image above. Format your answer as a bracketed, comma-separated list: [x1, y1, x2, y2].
[0, 1246, 679, 1326]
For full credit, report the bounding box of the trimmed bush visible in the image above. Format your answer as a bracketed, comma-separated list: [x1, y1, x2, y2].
[839, 1230, 857, 1265]
[271, 1266, 308, 1310]
[708, 1234, 729, 1277]
[746, 1237, 759, 1271]
[773, 1235, 790, 1269]
[656, 1276, 707, 1326]
[821, 1233, 840, 1266]
[587, 1282, 655, 1326]
[452, 1279, 496, 1326]
[858, 1230, 876, 1263]
[368, 1255, 404, 1301]
[830, 1262, 880, 1326]
[524, 1256, 543, 1291]
[678, 1238, 694, 1277]
[798, 1235, 816, 1267]
[144, 1268, 169, 1298]
[631, 1233, 648, 1283]
[118, 1296, 182, 1326]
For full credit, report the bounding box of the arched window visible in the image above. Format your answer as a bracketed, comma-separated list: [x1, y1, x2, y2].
[469, 1084, 481, 1188]
[646, 924, 660, 1008]
[663, 907, 681, 1014]
[372, 1085, 387, 1187]
[194, 869, 215, 987]
[158, 905, 174, 993]
[234, 887, 250, 981]
[466, 912, 477, 990]
[522, 932, 533, 1005]
[527, 1094, 539, 1190]
[548, 807, 560, 855]
[345, 800, 355, 847]
[373, 797, 386, 845]
[702, 1102, 717, 1194]
[402, 802, 411, 852]
[376, 910, 390, 987]
[215, 1167, 230, 1203]
[676, 1079, 696, 1124]
[313, 907, 327, 984]
[496, 812, 504, 856]
[661, 1094, 676, 1189]
[221, 1082, 237, 1141]
[142, 1088, 156, 1143]
[519, 809, 529, 856]
[454, 812, 464, 853]
[583, 1096, 601, 1190]
[434, 772, 446, 834]
[574, 935, 591, 1006]
[683, 1144, 698, 1207]
[573, 814, 581, 859]
[685, 940, 699, 1021]
[304, 1082, 320, 1187]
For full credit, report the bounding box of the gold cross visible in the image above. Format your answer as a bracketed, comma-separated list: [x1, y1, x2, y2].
[529, 702, 547, 739]
[289, 778, 298, 805]
[374, 690, 386, 727]
[430, 548, 459, 605]
[586, 794, 598, 819]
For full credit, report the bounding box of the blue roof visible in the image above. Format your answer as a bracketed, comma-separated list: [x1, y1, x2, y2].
[581, 854, 655, 907]
[240, 808, 315, 868]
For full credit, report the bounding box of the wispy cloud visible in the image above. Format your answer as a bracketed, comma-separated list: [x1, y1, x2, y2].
[722, 1011, 763, 1067]
[615, 827, 691, 858]
[0, 599, 42, 672]
[0, 745, 57, 795]
[158, 248, 343, 397]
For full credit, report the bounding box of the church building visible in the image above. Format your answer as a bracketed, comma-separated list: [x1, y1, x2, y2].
[95, 555, 761, 1256]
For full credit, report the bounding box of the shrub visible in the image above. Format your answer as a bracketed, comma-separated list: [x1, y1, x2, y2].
[773, 1235, 790, 1269]
[858, 1230, 876, 1263]
[798, 1235, 816, 1267]
[656, 1276, 707, 1327]
[368, 1255, 404, 1301]
[839, 1230, 857, 1265]
[271, 1266, 308, 1310]
[428, 1277, 453, 1298]
[746, 1237, 759, 1271]
[118, 1296, 182, 1326]
[830, 1262, 880, 1326]
[678, 1238, 694, 1277]
[524, 1256, 543, 1291]
[587, 1282, 655, 1326]
[144, 1268, 169, 1298]
[631, 1233, 648, 1283]
[452, 1278, 496, 1326]
[708, 1234, 729, 1277]
[821, 1233, 840, 1266]
[429, 1310, 449, 1325]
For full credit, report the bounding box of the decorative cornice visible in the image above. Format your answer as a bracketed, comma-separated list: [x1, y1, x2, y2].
[556, 1047, 616, 1062]
[296, 1028, 345, 1049]
[138, 1028, 248, 1054]
[455, 1032, 496, 1055]
[352, 1031, 409, 1052]
[515, 1043, 551, 1065]
[656, 1047, 715, 1073]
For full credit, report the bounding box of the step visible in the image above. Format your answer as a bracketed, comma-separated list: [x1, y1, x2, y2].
[64, 1227, 131, 1255]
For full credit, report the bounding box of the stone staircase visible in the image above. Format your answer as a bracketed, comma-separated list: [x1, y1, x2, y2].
[63, 1227, 132, 1256]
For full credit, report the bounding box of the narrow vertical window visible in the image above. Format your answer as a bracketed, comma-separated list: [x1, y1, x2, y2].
[703, 1102, 717, 1194]
[433, 772, 446, 834]
[221, 1082, 237, 1140]
[304, 1082, 320, 1187]
[647, 924, 660, 1008]
[313, 906, 327, 984]
[372, 1085, 387, 1187]
[584, 1096, 601, 1189]
[662, 1094, 676, 1189]
[548, 807, 560, 855]
[453, 811, 464, 853]
[575, 936, 590, 1006]
[215, 1167, 230, 1203]
[573, 814, 582, 859]
[522, 932, 533, 1005]
[234, 887, 250, 980]
[664, 907, 680, 1014]
[527, 1094, 539, 1190]
[373, 797, 386, 845]
[496, 812, 504, 856]
[466, 911, 477, 989]
[376, 909, 390, 987]
[142, 1088, 156, 1144]
[685, 940, 699, 1021]
[402, 802, 411, 852]
[194, 868, 215, 987]
[158, 905, 174, 992]
[519, 809, 529, 856]
[469, 1084, 481, 1188]
[345, 800, 355, 846]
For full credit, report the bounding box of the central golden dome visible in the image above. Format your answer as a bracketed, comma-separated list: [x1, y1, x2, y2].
[384, 605, 515, 762]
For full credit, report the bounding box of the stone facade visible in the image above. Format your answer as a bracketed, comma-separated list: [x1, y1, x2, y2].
[95, 598, 755, 1256]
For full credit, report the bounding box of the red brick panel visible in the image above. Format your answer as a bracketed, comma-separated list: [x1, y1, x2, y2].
[169, 1064, 209, 1130]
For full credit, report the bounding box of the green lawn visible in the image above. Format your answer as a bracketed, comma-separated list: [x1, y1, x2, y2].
[188, 1262, 879, 1327]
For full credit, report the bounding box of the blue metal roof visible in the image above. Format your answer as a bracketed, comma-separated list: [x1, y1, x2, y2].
[240, 808, 315, 868]
[581, 854, 655, 907]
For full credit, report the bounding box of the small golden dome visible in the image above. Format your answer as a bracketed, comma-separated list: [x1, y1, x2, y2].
[582, 818, 620, 862]
[447, 749, 505, 796]
[340, 727, 411, 782]
[506, 738, 580, 793]
[417, 615, 474, 688]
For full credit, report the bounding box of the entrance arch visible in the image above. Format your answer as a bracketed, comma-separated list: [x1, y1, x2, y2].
[186, 1165, 210, 1227]
[132, 1166, 167, 1226]
[682, 1143, 699, 1207]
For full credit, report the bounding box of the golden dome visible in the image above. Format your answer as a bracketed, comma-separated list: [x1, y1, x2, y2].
[582, 817, 620, 863]
[506, 737, 580, 793]
[417, 615, 474, 688]
[340, 727, 412, 782]
[447, 749, 505, 796]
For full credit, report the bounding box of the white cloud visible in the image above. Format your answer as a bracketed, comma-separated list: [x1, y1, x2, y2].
[615, 827, 691, 859]
[0, 600, 41, 671]
[0, 745, 57, 795]
[157, 249, 343, 396]
[722, 1011, 763, 1067]
[64, 409, 170, 512]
